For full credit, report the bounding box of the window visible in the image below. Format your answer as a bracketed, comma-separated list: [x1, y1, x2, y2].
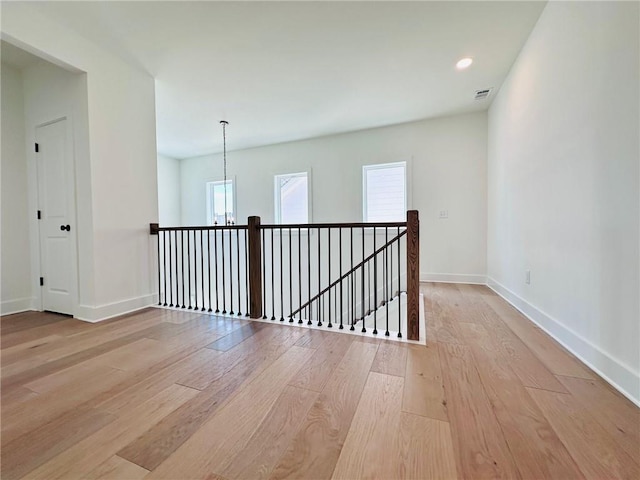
[275, 172, 309, 224]
[206, 179, 235, 225]
[363, 162, 406, 222]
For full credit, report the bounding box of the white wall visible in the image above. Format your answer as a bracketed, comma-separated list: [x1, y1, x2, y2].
[3, 2, 159, 320]
[180, 112, 488, 281]
[157, 154, 181, 226]
[488, 2, 639, 403]
[0, 63, 32, 314]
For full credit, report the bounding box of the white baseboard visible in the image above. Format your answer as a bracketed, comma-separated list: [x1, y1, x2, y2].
[487, 277, 640, 407]
[0, 297, 36, 316]
[421, 272, 487, 284]
[75, 293, 157, 323]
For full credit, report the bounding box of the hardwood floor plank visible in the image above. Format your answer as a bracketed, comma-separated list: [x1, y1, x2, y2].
[1, 317, 86, 349]
[527, 386, 639, 480]
[0, 385, 38, 408]
[439, 342, 521, 480]
[402, 343, 448, 422]
[146, 345, 310, 479]
[483, 296, 594, 379]
[476, 297, 568, 393]
[1, 406, 116, 480]
[85, 456, 149, 480]
[556, 374, 640, 465]
[206, 322, 268, 351]
[1, 326, 151, 391]
[118, 328, 306, 471]
[220, 385, 319, 480]
[288, 333, 353, 392]
[459, 322, 584, 479]
[26, 383, 198, 480]
[1, 365, 128, 445]
[370, 341, 408, 377]
[176, 322, 303, 390]
[90, 345, 221, 414]
[24, 359, 120, 394]
[429, 284, 466, 344]
[395, 412, 458, 480]
[269, 341, 379, 480]
[331, 372, 404, 479]
[294, 329, 331, 349]
[1, 334, 64, 365]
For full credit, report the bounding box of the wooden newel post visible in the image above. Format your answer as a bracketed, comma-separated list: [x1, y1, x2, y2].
[406, 210, 420, 341]
[248, 216, 263, 319]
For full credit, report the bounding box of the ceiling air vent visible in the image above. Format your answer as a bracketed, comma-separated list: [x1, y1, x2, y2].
[474, 88, 493, 100]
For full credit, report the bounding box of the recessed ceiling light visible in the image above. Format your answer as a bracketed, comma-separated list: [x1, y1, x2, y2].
[456, 57, 473, 70]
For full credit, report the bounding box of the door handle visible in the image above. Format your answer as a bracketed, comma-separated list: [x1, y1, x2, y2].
[60, 225, 71, 232]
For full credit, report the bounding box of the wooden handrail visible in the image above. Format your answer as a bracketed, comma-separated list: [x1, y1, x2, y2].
[152, 224, 247, 233]
[259, 221, 407, 229]
[290, 229, 407, 318]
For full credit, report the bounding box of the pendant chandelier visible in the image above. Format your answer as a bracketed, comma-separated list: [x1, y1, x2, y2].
[219, 120, 233, 225]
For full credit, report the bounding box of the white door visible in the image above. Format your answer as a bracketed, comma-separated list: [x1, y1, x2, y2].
[36, 119, 77, 315]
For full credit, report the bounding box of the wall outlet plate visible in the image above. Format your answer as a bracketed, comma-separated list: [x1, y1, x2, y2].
[525, 270, 531, 284]
[439, 210, 448, 219]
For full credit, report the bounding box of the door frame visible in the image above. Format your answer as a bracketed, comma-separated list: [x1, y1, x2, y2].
[29, 115, 80, 316]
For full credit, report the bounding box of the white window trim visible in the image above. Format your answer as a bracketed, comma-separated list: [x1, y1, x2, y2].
[206, 177, 237, 226]
[274, 170, 312, 224]
[362, 161, 408, 222]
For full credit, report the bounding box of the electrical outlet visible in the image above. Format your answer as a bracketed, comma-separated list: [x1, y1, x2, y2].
[525, 270, 531, 285]
[439, 210, 448, 219]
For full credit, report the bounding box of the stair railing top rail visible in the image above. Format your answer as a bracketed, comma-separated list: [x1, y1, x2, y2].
[258, 221, 406, 229]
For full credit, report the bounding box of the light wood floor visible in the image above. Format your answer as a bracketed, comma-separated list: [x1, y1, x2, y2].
[1, 283, 638, 480]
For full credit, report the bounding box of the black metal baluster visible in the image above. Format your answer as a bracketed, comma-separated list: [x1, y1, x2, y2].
[162, 231, 167, 306]
[317, 227, 322, 327]
[284, 228, 290, 321]
[187, 230, 192, 309]
[339, 228, 343, 329]
[279, 227, 284, 321]
[228, 229, 233, 315]
[398, 226, 402, 338]
[373, 227, 377, 334]
[271, 228, 275, 320]
[157, 231, 162, 306]
[194, 230, 199, 310]
[208, 230, 212, 312]
[181, 231, 186, 308]
[385, 227, 390, 336]
[262, 228, 267, 319]
[361, 227, 365, 332]
[245, 229, 250, 317]
[307, 227, 311, 326]
[298, 227, 302, 324]
[214, 229, 220, 313]
[200, 230, 205, 311]
[174, 231, 179, 308]
[327, 228, 332, 328]
[168, 230, 173, 307]
[236, 228, 241, 315]
[221, 227, 226, 314]
[350, 227, 354, 330]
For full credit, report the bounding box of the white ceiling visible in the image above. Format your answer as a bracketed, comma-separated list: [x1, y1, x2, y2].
[29, 1, 546, 159]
